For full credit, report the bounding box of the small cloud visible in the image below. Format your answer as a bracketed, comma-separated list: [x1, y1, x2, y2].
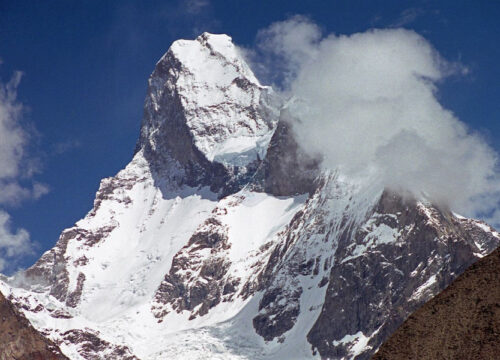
[32, 182, 49, 200]
[51, 139, 81, 155]
[0, 180, 48, 207]
[390, 7, 425, 28]
[0, 182, 31, 205]
[184, 0, 210, 14]
[0, 210, 34, 273]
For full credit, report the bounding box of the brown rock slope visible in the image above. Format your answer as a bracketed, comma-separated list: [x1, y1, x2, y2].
[372, 247, 500, 360]
[0, 290, 68, 360]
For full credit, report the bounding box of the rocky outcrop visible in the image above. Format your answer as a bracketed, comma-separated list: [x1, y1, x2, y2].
[60, 329, 139, 360]
[253, 113, 320, 196]
[372, 246, 500, 360]
[0, 290, 67, 360]
[307, 192, 499, 359]
[24, 225, 114, 306]
[152, 215, 236, 320]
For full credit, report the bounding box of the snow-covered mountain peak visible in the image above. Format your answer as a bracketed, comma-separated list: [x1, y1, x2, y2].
[1, 32, 499, 360]
[139, 32, 280, 173]
[169, 32, 259, 85]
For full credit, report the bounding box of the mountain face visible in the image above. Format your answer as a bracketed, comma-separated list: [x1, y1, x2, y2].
[372, 246, 500, 360]
[137, 32, 281, 196]
[0, 33, 498, 360]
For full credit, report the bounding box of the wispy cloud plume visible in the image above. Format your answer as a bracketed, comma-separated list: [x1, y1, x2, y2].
[390, 7, 425, 27]
[184, 0, 210, 15]
[252, 16, 500, 224]
[0, 70, 46, 273]
[0, 211, 33, 272]
[0, 71, 26, 180]
[50, 139, 81, 155]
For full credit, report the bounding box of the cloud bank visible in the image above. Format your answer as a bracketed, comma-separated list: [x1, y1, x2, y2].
[252, 16, 500, 223]
[0, 71, 45, 273]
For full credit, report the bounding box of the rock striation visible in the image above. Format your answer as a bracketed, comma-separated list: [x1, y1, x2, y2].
[372, 246, 500, 360]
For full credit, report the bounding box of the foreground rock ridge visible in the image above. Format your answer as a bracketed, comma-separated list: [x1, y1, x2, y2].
[0, 33, 498, 359]
[372, 246, 500, 360]
[0, 290, 68, 360]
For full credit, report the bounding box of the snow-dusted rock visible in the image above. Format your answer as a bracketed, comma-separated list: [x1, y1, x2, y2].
[138, 32, 281, 196]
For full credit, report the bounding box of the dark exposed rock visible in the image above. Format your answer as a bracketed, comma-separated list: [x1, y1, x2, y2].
[61, 329, 139, 360]
[0, 290, 68, 360]
[152, 215, 238, 320]
[372, 246, 500, 360]
[24, 228, 75, 302]
[49, 309, 73, 319]
[251, 180, 332, 341]
[24, 226, 113, 304]
[253, 114, 320, 196]
[66, 272, 86, 308]
[307, 191, 499, 359]
[253, 285, 303, 341]
[73, 255, 89, 267]
[139, 81, 235, 195]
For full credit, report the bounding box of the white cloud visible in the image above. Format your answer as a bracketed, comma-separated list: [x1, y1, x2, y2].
[32, 182, 49, 200]
[254, 17, 500, 224]
[0, 71, 26, 179]
[0, 211, 33, 272]
[0, 71, 46, 273]
[255, 15, 321, 86]
[238, 15, 322, 90]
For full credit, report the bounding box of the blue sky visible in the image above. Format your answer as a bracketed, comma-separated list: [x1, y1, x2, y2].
[0, 0, 499, 272]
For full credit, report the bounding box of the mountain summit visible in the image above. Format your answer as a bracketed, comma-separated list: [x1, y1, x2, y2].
[137, 32, 280, 195]
[0, 33, 498, 360]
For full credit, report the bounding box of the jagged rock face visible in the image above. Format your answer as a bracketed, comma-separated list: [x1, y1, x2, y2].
[0, 290, 67, 360]
[60, 329, 139, 360]
[152, 216, 234, 319]
[306, 191, 495, 359]
[372, 246, 500, 360]
[137, 32, 280, 195]
[25, 226, 113, 307]
[0, 33, 498, 360]
[253, 111, 320, 196]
